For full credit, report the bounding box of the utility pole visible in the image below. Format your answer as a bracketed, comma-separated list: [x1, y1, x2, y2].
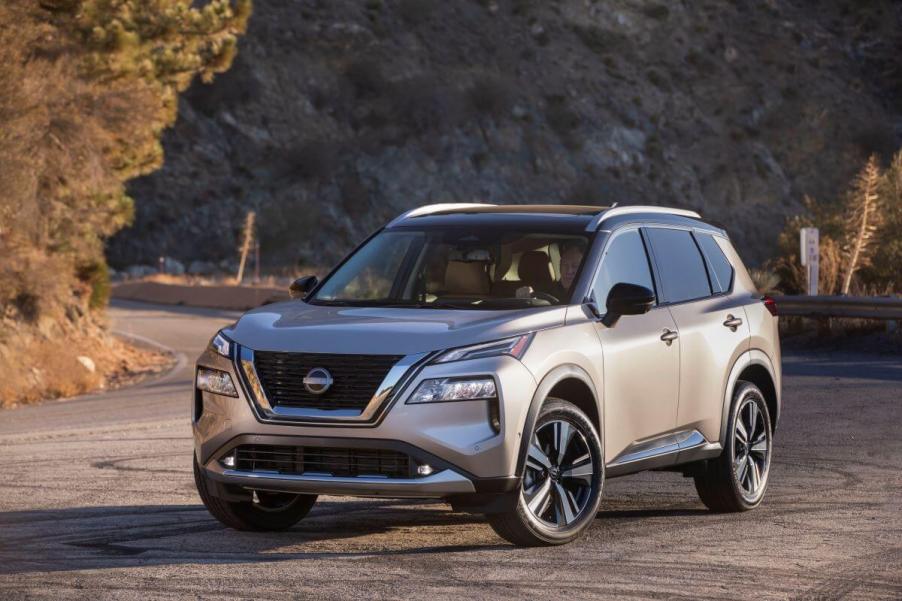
[253, 240, 261, 284]
[236, 211, 255, 285]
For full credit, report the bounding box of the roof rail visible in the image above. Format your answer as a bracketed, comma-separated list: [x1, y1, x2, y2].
[388, 203, 497, 227]
[585, 205, 701, 231]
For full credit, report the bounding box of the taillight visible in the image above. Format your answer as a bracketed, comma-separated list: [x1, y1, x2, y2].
[762, 295, 778, 316]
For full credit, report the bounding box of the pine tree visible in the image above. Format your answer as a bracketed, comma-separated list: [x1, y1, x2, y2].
[0, 0, 250, 326]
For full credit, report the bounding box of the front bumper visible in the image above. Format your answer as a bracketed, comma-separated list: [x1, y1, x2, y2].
[193, 346, 536, 499]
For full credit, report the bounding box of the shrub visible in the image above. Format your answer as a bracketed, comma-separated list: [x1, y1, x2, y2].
[77, 260, 111, 311]
[466, 74, 516, 121]
[545, 95, 582, 149]
[344, 58, 387, 98]
[398, 0, 437, 25]
[387, 76, 465, 135]
[641, 4, 670, 20]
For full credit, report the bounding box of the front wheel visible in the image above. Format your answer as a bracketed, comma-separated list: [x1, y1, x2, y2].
[693, 381, 773, 512]
[194, 455, 317, 531]
[487, 398, 604, 546]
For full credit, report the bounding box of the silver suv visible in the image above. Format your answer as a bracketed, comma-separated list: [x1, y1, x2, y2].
[193, 204, 780, 546]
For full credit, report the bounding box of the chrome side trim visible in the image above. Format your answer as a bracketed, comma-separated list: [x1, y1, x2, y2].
[208, 464, 476, 497]
[235, 346, 429, 425]
[387, 203, 496, 227]
[606, 429, 720, 477]
[585, 206, 702, 232]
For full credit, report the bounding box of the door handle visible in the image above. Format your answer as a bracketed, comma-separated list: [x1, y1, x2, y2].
[723, 314, 743, 331]
[660, 329, 679, 345]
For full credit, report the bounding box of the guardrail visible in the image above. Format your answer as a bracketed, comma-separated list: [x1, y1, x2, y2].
[772, 295, 902, 320]
[112, 282, 287, 311]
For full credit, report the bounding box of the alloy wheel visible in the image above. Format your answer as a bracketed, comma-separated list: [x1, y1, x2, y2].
[522, 419, 595, 527]
[732, 397, 771, 501]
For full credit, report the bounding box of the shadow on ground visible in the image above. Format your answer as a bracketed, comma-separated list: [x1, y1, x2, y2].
[0, 497, 722, 575]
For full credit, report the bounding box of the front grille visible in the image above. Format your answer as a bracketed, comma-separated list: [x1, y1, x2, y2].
[253, 351, 403, 411]
[233, 445, 415, 478]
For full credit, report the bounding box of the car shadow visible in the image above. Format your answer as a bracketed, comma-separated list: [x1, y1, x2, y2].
[596, 507, 710, 520]
[0, 500, 509, 575]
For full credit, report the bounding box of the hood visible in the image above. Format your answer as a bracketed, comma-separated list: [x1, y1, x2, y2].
[224, 301, 568, 356]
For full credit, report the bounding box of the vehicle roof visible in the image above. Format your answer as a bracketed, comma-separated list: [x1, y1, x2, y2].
[386, 203, 725, 236]
[389, 211, 599, 233]
[420, 204, 608, 216]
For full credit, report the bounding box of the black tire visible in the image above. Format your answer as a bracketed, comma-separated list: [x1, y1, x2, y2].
[193, 456, 317, 531]
[487, 398, 604, 546]
[694, 381, 773, 512]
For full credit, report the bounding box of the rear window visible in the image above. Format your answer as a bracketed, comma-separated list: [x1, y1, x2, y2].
[645, 228, 711, 303]
[696, 234, 734, 293]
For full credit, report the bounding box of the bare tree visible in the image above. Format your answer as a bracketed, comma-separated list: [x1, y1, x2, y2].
[840, 155, 883, 295]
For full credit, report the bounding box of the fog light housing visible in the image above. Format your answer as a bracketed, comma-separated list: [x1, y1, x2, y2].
[196, 367, 238, 397]
[488, 398, 501, 434]
[221, 453, 236, 468]
[407, 377, 496, 404]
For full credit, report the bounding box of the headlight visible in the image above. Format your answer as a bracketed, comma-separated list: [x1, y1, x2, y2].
[196, 367, 238, 397]
[209, 331, 232, 358]
[408, 377, 496, 404]
[433, 334, 533, 364]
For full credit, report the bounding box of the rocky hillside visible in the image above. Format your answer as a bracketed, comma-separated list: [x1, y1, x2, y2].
[108, 0, 902, 270]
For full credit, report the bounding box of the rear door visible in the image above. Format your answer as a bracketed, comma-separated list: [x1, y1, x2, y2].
[644, 228, 751, 446]
[590, 228, 680, 463]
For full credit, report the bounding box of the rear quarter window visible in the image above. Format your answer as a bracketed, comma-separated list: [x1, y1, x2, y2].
[696, 233, 734, 294]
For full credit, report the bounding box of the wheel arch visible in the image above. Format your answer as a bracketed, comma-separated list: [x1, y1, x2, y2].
[719, 350, 780, 444]
[515, 364, 602, 476]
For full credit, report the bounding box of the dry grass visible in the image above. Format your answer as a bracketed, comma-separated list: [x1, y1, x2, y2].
[0, 331, 173, 409]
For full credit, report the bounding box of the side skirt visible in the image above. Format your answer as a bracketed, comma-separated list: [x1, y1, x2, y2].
[605, 430, 722, 478]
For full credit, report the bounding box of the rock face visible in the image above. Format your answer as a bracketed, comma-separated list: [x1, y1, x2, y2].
[108, 0, 902, 269]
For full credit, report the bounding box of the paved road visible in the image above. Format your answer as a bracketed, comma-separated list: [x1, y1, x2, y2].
[1, 301, 900, 600]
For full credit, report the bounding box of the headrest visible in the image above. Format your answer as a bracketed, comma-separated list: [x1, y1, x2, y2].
[518, 250, 553, 287]
[444, 261, 489, 295]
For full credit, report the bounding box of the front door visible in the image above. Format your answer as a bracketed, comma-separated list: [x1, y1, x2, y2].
[590, 228, 680, 463]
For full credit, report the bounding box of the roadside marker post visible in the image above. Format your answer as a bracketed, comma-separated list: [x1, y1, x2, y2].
[800, 227, 819, 296]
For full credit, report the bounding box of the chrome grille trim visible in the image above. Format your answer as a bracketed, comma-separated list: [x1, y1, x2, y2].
[235, 345, 429, 425]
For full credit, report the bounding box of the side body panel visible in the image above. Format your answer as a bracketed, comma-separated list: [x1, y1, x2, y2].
[717, 237, 782, 404]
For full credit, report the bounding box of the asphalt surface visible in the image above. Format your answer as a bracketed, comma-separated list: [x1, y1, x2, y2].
[1, 300, 900, 600]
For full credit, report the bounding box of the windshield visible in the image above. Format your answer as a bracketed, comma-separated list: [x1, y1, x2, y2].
[311, 228, 592, 309]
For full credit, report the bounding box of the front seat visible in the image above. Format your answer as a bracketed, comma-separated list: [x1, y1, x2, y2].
[518, 250, 556, 295]
[441, 261, 490, 298]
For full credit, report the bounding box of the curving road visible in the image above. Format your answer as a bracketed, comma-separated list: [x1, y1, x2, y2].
[1, 300, 900, 600]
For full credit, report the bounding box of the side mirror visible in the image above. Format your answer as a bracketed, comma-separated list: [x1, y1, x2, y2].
[602, 283, 655, 327]
[289, 275, 318, 300]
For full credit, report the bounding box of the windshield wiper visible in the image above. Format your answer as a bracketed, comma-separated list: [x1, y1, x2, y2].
[380, 302, 474, 310]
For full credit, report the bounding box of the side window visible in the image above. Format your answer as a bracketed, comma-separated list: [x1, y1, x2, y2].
[645, 228, 712, 303]
[592, 229, 655, 307]
[696, 233, 734, 294]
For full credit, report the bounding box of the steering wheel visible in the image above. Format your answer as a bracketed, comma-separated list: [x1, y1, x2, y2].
[533, 291, 559, 304]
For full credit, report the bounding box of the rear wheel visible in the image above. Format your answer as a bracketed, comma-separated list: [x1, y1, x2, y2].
[194, 455, 317, 531]
[693, 381, 773, 512]
[487, 398, 604, 546]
